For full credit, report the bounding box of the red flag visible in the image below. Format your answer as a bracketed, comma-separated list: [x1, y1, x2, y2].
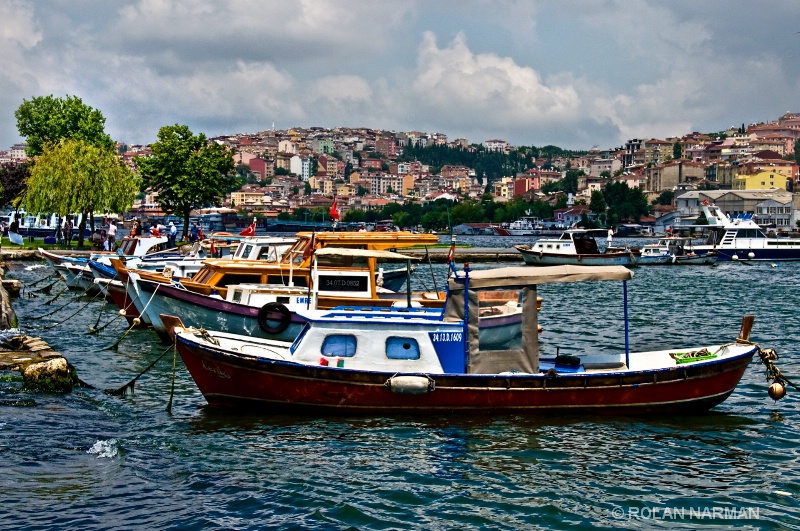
[329, 199, 340, 221]
[210, 238, 216, 257]
[239, 220, 256, 236]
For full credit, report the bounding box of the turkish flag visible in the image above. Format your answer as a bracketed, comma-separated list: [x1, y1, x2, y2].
[239, 220, 256, 236]
[329, 199, 340, 221]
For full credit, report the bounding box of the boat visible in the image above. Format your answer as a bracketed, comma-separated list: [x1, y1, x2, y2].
[132, 247, 525, 346]
[637, 237, 717, 266]
[515, 229, 637, 267]
[686, 204, 800, 261]
[490, 217, 544, 236]
[167, 264, 770, 413]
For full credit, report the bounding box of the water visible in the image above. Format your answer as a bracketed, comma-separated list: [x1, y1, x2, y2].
[2, 242, 800, 530]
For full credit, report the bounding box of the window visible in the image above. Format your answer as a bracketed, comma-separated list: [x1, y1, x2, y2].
[385, 337, 420, 360]
[321, 335, 357, 357]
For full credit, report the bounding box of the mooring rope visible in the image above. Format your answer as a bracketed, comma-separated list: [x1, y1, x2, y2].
[103, 282, 161, 351]
[756, 345, 800, 393]
[105, 343, 174, 396]
[32, 286, 104, 320]
[166, 341, 178, 413]
[42, 289, 106, 329]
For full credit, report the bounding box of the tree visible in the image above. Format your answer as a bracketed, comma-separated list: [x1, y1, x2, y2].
[15, 95, 113, 157]
[135, 125, 238, 239]
[589, 190, 607, 214]
[672, 142, 682, 160]
[795, 139, 800, 165]
[0, 162, 30, 208]
[652, 190, 674, 206]
[21, 139, 139, 246]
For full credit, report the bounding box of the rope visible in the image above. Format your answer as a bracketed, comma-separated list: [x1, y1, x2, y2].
[32, 287, 104, 320]
[42, 289, 106, 329]
[755, 345, 800, 393]
[102, 282, 160, 351]
[105, 344, 174, 396]
[166, 341, 177, 413]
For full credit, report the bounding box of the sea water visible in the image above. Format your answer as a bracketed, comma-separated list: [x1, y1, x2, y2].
[1, 237, 799, 529]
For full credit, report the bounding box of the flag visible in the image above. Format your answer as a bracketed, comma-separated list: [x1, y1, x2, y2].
[329, 199, 340, 221]
[239, 219, 256, 236]
[210, 238, 216, 257]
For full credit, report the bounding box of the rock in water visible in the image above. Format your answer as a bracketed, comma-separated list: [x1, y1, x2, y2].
[22, 357, 78, 393]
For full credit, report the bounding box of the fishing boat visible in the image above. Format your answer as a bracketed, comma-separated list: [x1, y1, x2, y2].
[167, 264, 768, 413]
[133, 247, 525, 346]
[687, 204, 800, 261]
[637, 237, 718, 265]
[515, 229, 637, 267]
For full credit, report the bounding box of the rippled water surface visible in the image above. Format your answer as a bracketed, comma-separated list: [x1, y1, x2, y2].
[2, 239, 799, 530]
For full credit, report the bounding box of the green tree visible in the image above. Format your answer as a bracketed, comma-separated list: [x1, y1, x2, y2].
[672, 142, 682, 160]
[15, 95, 113, 157]
[136, 125, 238, 239]
[652, 190, 674, 206]
[589, 190, 607, 215]
[22, 139, 139, 246]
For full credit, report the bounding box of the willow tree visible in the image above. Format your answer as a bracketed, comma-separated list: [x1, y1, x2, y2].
[22, 139, 140, 246]
[135, 124, 238, 239]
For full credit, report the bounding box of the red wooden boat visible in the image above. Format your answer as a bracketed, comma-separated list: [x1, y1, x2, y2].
[167, 265, 767, 414]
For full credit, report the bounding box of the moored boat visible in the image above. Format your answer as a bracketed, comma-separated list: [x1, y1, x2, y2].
[168, 264, 771, 413]
[688, 204, 800, 261]
[515, 229, 637, 267]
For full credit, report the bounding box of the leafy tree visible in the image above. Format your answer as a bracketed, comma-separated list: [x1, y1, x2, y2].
[21, 139, 139, 246]
[589, 190, 607, 214]
[304, 182, 312, 195]
[15, 95, 113, 157]
[275, 167, 290, 176]
[652, 190, 674, 206]
[0, 162, 30, 208]
[136, 125, 238, 239]
[795, 139, 800, 165]
[672, 142, 682, 160]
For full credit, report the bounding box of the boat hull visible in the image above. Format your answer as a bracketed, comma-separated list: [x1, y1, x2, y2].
[516, 246, 637, 267]
[176, 336, 756, 414]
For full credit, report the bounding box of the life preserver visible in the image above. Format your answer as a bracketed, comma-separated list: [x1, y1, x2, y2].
[257, 302, 292, 335]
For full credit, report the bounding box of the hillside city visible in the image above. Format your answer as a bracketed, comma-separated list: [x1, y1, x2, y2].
[3, 111, 800, 233]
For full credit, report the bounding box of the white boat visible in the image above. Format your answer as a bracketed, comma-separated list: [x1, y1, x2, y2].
[637, 237, 717, 265]
[687, 204, 800, 261]
[491, 217, 544, 236]
[515, 229, 637, 267]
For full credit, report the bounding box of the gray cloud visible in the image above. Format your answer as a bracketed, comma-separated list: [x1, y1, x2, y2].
[1, 0, 798, 151]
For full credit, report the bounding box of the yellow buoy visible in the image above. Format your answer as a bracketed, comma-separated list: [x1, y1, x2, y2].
[132, 317, 141, 326]
[768, 381, 786, 400]
[118, 309, 126, 316]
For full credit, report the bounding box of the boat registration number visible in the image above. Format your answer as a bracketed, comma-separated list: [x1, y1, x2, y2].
[431, 332, 462, 342]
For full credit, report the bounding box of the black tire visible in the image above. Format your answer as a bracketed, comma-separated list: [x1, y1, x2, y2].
[257, 302, 292, 335]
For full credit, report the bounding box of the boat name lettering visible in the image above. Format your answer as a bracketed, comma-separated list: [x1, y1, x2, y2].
[431, 332, 462, 342]
[202, 360, 231, 379]
[295, 296, 310, 304]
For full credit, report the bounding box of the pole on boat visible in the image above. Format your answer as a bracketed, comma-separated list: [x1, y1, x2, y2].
[463, 263, 470, 372]
[406, 259, 412, 309]
[623, 279, 630, 368]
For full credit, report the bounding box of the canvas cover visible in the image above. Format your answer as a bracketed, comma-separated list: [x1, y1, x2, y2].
[444, 265, 630, 374]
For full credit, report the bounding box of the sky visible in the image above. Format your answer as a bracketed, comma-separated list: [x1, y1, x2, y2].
[2, 0, 799, 151]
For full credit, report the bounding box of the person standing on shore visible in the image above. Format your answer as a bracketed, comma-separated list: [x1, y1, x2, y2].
[107, 219, 117, 251]
[168, 222, 177, 247]
[63, 216, 73, 248]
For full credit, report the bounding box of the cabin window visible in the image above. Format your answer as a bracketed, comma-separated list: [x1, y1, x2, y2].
[385, 337, 420, 360]
[217, 273, 260, 287]
[290, 324, 311, 354]
[321, 334, 357, 357]
[230, 289, 242, 303]
[239, 244, 253, 258]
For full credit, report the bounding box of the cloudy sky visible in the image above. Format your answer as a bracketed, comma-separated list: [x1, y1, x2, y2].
[2, 0, 799, 151]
